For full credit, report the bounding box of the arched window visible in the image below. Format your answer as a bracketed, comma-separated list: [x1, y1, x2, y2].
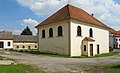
[35, 45, 37, 48]
[58, 26, 63, 36]
[42, 29, 45, 38]
[49, 28, 53, 37]
[89, 28, 93, 37]
[77, 26, 82, 36]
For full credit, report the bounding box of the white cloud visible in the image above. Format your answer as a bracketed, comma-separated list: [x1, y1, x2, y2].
[22, 18, 39, 35]
[17, 0, 120, 30]
[17, 0, 68, 16]
[23, 18, 39, 26]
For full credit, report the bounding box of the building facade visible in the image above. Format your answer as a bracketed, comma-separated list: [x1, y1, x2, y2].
[36, 4, 109, 56]
[13, 35, 38, 50]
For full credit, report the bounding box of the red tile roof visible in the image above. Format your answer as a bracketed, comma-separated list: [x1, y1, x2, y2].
[82, 37, 95, 42]
[108, 27, 120, 37]
[113, 31, 120, 37]
[108, 27, 116, 34]
[36, 4, 109, 29]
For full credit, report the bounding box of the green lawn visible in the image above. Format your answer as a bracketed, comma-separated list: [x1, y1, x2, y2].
[12, 49, 119, 58]
[95, 52, 118, 57]
[0, 56, 6, 60]
[0, 64, 45, 73]
[39, 52, 118, 58]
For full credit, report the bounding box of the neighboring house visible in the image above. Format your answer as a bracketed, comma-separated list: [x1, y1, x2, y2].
[109, 28, 120, 49]
[109, 27, 116, 49]
[36, 4, 109, 56]
[0, 31, 13, 49]
[13, 35, 38, 50]
[113, 33, 120, 49]
[110, 31, 120, 49]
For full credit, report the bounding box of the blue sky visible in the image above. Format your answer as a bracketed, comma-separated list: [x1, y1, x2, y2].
[0, 0, 120, 35]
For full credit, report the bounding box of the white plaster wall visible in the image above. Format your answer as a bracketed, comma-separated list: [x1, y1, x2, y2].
[82, 41, 88, 56]
[70, 19, 109, 56]
[13, 42, 38, 50]
[0, 40, 13, 49]
[38, 21, 70, 56]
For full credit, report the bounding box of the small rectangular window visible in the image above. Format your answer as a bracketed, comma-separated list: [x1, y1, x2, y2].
[23, 45, 25, 48]
[17, 46, 19, 49]
[8, 42, 11, 46]
[84, 45, 86, 51]
[35, 45, 37, 48]
[97, 45, 100, 54]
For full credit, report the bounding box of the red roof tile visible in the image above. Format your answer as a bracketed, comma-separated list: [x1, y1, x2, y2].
[82, 37, 95, 41]
[36, 4, 109, 29]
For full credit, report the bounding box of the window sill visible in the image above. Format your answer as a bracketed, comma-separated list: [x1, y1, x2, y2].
[76, 36, 83, 37]
[90, 37, 93, 38]
[57, 36, 64, 37]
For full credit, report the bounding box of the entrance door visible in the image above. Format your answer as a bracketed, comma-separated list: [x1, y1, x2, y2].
[97, 45, 99, 54]
[90, 44, 93, 56]
[0, 42, 4, 48]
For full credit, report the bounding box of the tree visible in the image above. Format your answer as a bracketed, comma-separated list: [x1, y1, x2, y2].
[21, 26, 33, 35]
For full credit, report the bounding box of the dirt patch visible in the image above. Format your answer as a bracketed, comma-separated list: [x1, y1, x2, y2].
[0, 60, 14, 65]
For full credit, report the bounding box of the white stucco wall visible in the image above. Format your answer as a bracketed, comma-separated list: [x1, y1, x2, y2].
[82, 41, 88, 56]
[38, 21, 70, 56]
[0, 40, 13, 49]
[70, 19, 109, 56]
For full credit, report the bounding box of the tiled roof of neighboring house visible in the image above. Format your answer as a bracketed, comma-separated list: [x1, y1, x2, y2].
[13, 35, 38, 43]
[36, 4, 109, 29]
[108, 27, 116, 34]
[82, 37, 95, 42]
[108, 27, 120, 37]
[113, 31, 120, 37]
[0, 31, 13, 40]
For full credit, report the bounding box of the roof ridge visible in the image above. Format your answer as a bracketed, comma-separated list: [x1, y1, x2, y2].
[67, 4, 71, 19]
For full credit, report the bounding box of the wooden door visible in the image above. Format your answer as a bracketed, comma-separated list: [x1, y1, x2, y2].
[0, 42, 4, 48]
[90, 44, 93, 56]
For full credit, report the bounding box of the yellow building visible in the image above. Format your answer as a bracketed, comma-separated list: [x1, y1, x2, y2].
[13, 35, 38, 50]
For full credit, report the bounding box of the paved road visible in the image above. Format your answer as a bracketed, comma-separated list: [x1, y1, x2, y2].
[0, 51, 120, 73]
